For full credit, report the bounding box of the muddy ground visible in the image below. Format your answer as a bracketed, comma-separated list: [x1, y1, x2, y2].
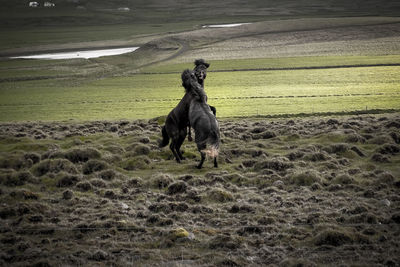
[0, 113, 399, 266]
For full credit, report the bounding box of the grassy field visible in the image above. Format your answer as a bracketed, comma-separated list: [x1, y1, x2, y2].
[0, 114, 399, 266]
[1, 56, 400, 121]
[1, 1, 400, 266]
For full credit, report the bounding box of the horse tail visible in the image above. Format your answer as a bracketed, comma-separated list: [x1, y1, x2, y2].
[158, 125, 170, 148]
[201, 120, 220, 158]
[201, 144, 219, 158]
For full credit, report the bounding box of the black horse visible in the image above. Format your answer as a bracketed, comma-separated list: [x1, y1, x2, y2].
[187, 73, 220, 169]
[159, 69, 205, 162]
[188, 59, 216, 141]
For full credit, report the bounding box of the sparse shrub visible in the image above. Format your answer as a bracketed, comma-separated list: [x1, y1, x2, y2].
[258, 216, 276, 225]
[0, 154, 31, 170]
[208, 234, 241, 249]
[56, 173, 80, 187]
[347, 213, 377, 224]
[1, 171, 35, 186]
[332, 174, 354, 185]
[368, 135, 393, 145]
[120, 156, 151, 171]
[345, 134, 366, 143]
[90, 178, 106, 188]
[313, 229, 353, 246]
[327, 118, 339, 125]
[377, 144, 400, 155]
[242, 159, 257, 168]
[109, 125, 119, 132]
[290, 171, 321, 186]
[104, 190, 117, 199]
[391, 213, 400, 223]
[324, 143, 349, 154]
[390, 132, 400, 144]
[64, 148, 101, 163]
[139, 137, 150, 144]
[167, 181, 188, 194]
[98, 169, 117, 180]
[76, 181, 92, 192]
[377, 172, 395, 184]
[149, 173, 174, 189]
[371, 153, 390, 163]
[82, 159, 108, 174]
[279, 258, 316, 267]
[89, 250, 109, 261]
[104, 145, 125, 154]
[350, 146, 365, 157]
[237, 225, 264, 235]
[133, 144, 150, 155]
[254, 158, 293, 171]
[208, 188, 234, 202]
[33, 159, 78, 176]
[304, 152, 329, 162]
[0, 207, 16, 219]
[287, 151, 304, 161]
[24, 152, 41, 164]
[62, 190, 73, 200]
[126, 177, 143, 187]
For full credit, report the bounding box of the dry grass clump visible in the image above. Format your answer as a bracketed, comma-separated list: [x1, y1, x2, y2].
[90, 178, 107, 188]
[82, 159, 108, 174]
[323, 143, 349, 154]
[313, 229, 354, 246]
[332, 174, 355, 185]
[23, 152, 41, 164]
[33, 159, 78, 176]
[148, 173, 174, 189]
[0, 154, 33, 170]
[371, 153, 391, 163]
[208, 234, 241, 249]
[64, 147, 102, 163]
[253, 157, 293, 172]
[167, 181, 188, 194]
[207, 188, 234, 202]
[133, 144, 151, 155]
[279, 258, 316, 267]
[76, 181, 92, 192]
[120, 156, 151, 171]
[290, 171, 322, 186]
[56, 173, 80, 187]
[303, 152, 330, 162]
[377, 144, 400, 155]
[98, 169, 117, 181]
[0, 171, 37, 186]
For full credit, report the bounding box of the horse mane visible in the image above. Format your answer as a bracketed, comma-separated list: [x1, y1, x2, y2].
[194, 59, 210, 68]
[181, 69, 206, 102]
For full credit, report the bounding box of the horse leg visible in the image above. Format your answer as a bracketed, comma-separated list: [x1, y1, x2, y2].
[213, 157, 218, 168]
[196, 151, 206, 169]
[169, 140, 181, 163]
[176, 132, 186, 160]
[187, 125, 193, 141]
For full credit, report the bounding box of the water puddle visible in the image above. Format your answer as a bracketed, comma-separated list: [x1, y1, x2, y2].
[10, 47, 139, 60]
[202, 23, 251, 28]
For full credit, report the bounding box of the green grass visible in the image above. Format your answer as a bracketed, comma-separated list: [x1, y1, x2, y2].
[0, 56, 399, 121]
[141, 55, 400, 73]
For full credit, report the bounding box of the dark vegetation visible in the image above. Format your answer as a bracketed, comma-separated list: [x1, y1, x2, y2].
[0, 113, 399, 265]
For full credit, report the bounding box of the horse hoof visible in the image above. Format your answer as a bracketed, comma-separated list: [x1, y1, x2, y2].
[196, 165, 202, 169]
